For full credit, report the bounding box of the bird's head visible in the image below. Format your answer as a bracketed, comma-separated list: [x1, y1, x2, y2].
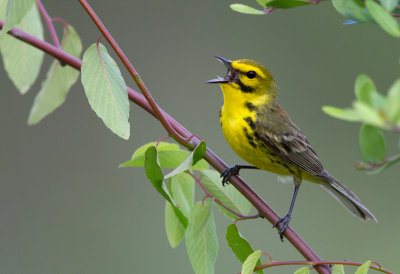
[207, 56, 278, 103]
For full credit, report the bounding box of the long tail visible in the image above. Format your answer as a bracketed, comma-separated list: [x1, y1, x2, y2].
[321, 177, 377, 222]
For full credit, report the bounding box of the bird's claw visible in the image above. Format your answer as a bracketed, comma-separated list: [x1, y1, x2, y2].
[220, 165, 241, 186]
[273, 214, 291, 242]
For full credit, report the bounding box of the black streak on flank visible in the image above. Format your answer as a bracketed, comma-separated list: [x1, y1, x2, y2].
[252, 128, 261, 141]
[245, 102, 257, 112]
[244, 117, 255, 130]
[243, 127, 257, 148]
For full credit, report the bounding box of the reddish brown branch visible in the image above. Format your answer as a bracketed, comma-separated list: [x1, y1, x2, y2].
[0, 20, 331, 274]
[253, 260, 394, 274]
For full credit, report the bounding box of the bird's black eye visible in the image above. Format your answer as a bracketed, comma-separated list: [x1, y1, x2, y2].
[246, 71, 257, 79]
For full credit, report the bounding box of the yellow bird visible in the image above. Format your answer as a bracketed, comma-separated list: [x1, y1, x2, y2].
[207, 56, 376, 240]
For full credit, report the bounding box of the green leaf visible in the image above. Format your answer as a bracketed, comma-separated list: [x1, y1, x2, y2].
[170, 173, 194, 218]
[230, 4, 265, 15]
[332, 264, 344, 274]
[144, 146, 169, 200]
[255, 0, 269, 7]
[366, 0, 400, 37]
[120, 141, 208, 170]
[165, 173, 194, 248]
[386, 79, 400, 124]
[355, 261, 371, 274]
[322, 106, 361, 122]
[241, 250, 262, 274]
[226, 224, 263, 274]
[353, 101, 386, 128]
[200, 170, 251, 219]
[354, 74, 387, 111]
[144, 146, 188, 227]
[0, 0, 4, 18]
[28, 25, 82, 125]
[0, 4, 43, 94]
[132, 142, 180, 156]
[380, 0, 399, 12]
[0, 0, 37, 35]
[81, 43, 130, 139]
[370, 91, 387, 110]
[332, 0, 373, 23]
[359, 124, 386, 163]
[186, 201, 218, 274]
[164, 141, 207, 179]
[165, 202, 186, 248]
[367, 153, 400, 174]
[266, 0, 311, 9]
[355, 74, 376, 106]
[293, 267, 310, 274]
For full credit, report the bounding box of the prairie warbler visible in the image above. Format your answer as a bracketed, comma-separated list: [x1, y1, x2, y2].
[207, 56, 376, 240]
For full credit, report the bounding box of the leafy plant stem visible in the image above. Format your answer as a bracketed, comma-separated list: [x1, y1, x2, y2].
[252, 260, 393, 274]
[0, 19, 331, 274]
[357, 153, 400, 171]
[233, 214, 261, 223]
[189, 172, 259, 220]
[36, 0, 60, 49]
[77, 0, 192, 146]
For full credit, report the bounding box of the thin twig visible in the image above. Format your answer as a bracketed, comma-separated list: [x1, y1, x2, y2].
[356, 153, 400, 171]
[233, 214, 260, 223]
[156, 136, 170, 148]
[52, 17, 69, 29]
[36, 0, 60, 49]
[0, 20, 331, 274]
[190, 172, 259, 220]
[252, 260, 394, 274]
[78, 0, 191, 146]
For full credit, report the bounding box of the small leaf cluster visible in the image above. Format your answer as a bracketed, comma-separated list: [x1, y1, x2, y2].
[0, 0, 131, 140]
[333, 0, 400, 37]
[230, 0, 400, 38]
[121, 141, 254, 274]
[230, 0, 312, 15]
[121, 141, 378, 274]
[323, 75, 400, 174]
[231, 224, 373, 273]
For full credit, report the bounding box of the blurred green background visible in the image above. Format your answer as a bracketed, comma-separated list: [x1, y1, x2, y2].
[1, 0, 399, 273]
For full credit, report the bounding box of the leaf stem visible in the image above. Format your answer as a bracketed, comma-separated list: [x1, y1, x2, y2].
[356, 153, 400, 171]
[189, 172, 258, 220]
[36, 0, 61, 49]
[0, 19, 330, 274]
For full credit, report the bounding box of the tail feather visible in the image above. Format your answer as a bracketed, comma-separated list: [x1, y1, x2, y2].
[321, 178, 377, 222]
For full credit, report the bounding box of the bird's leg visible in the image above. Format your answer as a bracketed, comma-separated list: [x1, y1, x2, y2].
[220, 164, 259, 186]
[273, 177, 301, 241]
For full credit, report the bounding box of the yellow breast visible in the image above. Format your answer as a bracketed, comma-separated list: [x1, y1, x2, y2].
[219, 86, 293, 176]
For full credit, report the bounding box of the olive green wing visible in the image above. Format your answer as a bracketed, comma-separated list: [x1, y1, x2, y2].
[255, 105, 325, 178]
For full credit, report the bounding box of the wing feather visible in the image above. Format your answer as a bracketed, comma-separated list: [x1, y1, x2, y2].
[256, 105, 324, 178]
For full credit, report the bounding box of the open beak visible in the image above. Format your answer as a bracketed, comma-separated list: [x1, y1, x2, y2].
[206, 56, 238, 84]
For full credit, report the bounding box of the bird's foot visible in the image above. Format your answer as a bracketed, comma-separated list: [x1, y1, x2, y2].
[220, 165, 241, 186]
[273, 214, 291, 242]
